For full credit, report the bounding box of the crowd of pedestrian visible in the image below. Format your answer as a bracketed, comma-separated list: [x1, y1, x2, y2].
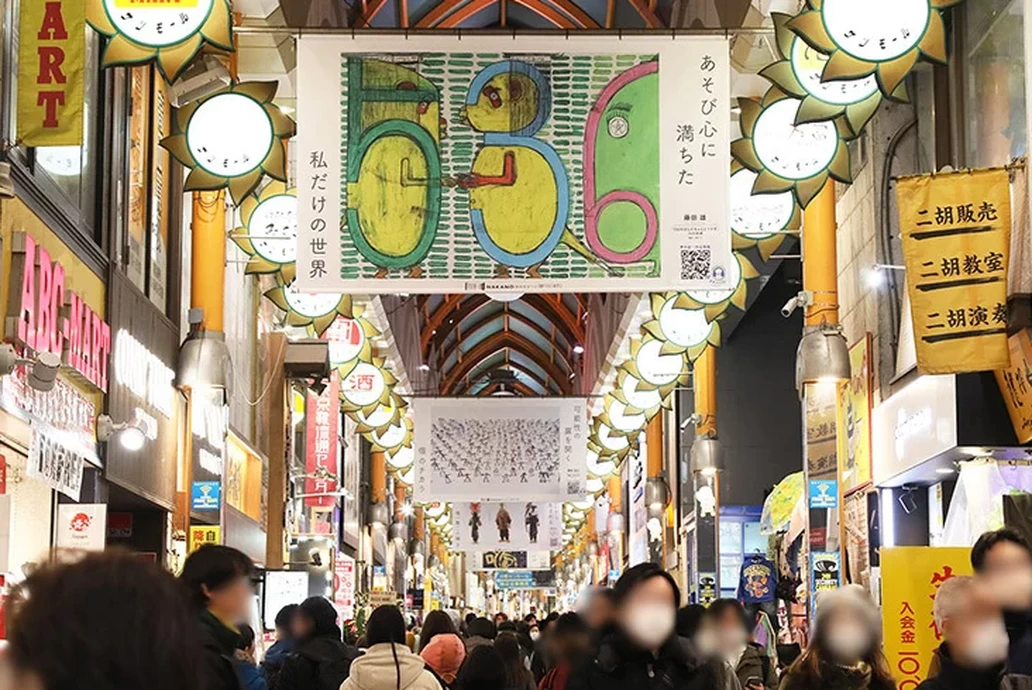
[4, 528, 1032, 690]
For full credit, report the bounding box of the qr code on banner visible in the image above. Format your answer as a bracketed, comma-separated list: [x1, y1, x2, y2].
[680, 248, 712, 280]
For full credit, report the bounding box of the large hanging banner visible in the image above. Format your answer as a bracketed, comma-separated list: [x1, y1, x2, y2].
[452, 501, 562, 552]
[18, 0, 85, 146]
[838, 334, 872, 494]
[881, 547, 972, 690]
[995, 328, 1032, 444]
[296, 35, 731, 294]
[897, 168, 1011, 374]
[412, 397, 587, 501]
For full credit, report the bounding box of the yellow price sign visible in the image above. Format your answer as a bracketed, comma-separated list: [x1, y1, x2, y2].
[188, 525, 221, 553]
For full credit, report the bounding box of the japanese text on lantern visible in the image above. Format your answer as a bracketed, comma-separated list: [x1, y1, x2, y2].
[305, 373, 340, 507]
[896, 168, 1011, 374]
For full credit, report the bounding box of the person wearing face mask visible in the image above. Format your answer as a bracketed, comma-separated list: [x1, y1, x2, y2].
[971, 529, 1032, 675]
[918, 576, 1032, 690]
[567, 563, 739, 690]
[708, 599, 777, 690]
[778, 586, 895, 690]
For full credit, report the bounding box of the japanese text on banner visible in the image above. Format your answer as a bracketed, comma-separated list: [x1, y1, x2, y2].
[897, 169, 1011, 374]
[881, 547, 972, 690]
[18, 0, 84, 146]
[995, 329, 1032, 444]
[305, 372, 341, 507]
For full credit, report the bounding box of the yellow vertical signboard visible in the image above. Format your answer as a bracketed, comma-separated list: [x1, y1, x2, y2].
[897, 169, 1011, 374]
[17, 0, 85, 146]
[188, 525, 221, 553]
[838, 335, 872, 494]
[995, 329, 1032, 443]
[881, 547, 973, 690]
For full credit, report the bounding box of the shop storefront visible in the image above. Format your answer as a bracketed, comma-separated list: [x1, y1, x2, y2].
[0, 200, 109, 576]
[104, 270, 181, 564]
[223, 430, 268, 566]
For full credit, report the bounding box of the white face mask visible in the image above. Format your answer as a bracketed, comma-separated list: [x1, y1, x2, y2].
[962, 618, 1010, 668]
[530, 631, 540, 642]
[694, 629, 719, 657]
[624, 603, 676, 649]
[825, 623, 871, 662]
[720, 627, 748, 651]
[991, 570, 1032, 611]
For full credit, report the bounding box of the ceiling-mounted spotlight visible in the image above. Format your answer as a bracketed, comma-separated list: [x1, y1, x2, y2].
[573, 344, 585, 354]
[0, 344, 61, 392]
[97, 412, 152, 451]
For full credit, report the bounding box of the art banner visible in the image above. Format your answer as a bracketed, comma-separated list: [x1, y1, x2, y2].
[897, 168, 1011, 374]
[18, 0, 84, 146]
[995, 328, 1032, 444]
[27, 425, 85, 501]
[881, 547, 972, 690]
[413, 397, 587, 501]
[297, 34, 731, 294]
[838, 334, 873, 493]
[452, 501, 562, 552]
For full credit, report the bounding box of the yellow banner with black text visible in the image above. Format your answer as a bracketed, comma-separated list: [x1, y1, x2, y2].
[897, 169, 1011, 374]
[17, 0, 84, 146]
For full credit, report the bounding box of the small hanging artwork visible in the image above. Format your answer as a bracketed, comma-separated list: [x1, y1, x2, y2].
[730, 167, 800, 261]
[231, 182, 298, 282]
[87, 0, 233, 83]
[264, 276, 353, 336]
[161, 81, 295, 204]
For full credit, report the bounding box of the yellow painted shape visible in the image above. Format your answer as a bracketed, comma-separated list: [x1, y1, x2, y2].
[466, 73, 539, 134]
[470, 146, 557, 256]
[353, 135, 428, 258]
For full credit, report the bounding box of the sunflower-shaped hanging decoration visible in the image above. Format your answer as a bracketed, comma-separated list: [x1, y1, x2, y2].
[730, 166, 800, 261]
[87, 0, 233, 83]
[353, 392, 408, 435]
[619, 334, 690, 396]
[231, 181, 298, 282]
[588, 418, 639, 464]
[788, 0, 960, 97]
[679, 252, 761, 321]
[641, 295, 721, 360]
[264, 276, 353, 336]
[367, 415, 413, 455]
[322, 311, 378, 379]
[161, 81, 295, 204]
[340, 358, 396, 415]
[610, 367, 668, 418]
[731, 92, 852, 208]
[597, 394, 648, 437]
[762, 14, 903, 138]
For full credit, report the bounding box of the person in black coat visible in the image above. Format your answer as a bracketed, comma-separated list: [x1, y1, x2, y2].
[277, 596, 359, 690]
[971, 529, 1032, 675]
[181, 545, 257, 690]
[567, 563, 739, 690]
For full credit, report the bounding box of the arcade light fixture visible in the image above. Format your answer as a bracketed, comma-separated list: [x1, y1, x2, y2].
[97, 413, 150, 452]
[795, 324, 851, 388]
[0, 344, 61, 393]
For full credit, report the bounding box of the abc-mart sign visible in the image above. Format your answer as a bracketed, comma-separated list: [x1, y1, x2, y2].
[4, 232, 110, 392]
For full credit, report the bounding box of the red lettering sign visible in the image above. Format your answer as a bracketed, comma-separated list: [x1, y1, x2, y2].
[305, 373, 340, 508]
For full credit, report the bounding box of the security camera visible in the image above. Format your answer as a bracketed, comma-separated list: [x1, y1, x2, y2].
[0, 344, 61, 392]
[680, 413, 703, 429]
[781, 291, 813, 318]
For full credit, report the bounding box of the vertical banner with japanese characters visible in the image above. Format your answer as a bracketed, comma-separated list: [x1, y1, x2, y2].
[881, 547, 972, 690]
[18, 0, 85, 146]
[897, 169, 1011, 374]
[305, 372, 340, 507]
[296, 35, 730, 294]
[838, 335, 873, 494]
[995, 328, 1032, 443]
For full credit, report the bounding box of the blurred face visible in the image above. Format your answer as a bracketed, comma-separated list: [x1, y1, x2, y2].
[981, 541, 1032, 610]
[619, 576, 677, 651]
[584, 595, 614, 630]
[822, 606, 873, 664]
[943, 584, 1010, 669]
[550, 630, 590, 663]
[693, 617, 719, 657]
[0, 656, 44, 690]
[204, 574, 252, 623]
[529, 626, 540, 641]
[715, 608, 749, 653]
[292, 613, 315, 640]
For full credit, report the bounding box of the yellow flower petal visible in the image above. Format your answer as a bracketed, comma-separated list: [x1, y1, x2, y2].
[156, 33, 204, 84]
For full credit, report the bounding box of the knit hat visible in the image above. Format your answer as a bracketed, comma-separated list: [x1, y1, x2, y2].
[420, 633, 466, 683]
[814, 585, 881, 640]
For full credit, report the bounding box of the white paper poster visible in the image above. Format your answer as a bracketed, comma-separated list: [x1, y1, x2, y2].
[452, 502, 562, 552]
[296, 34, 731, 294]
[56, 503, 106, 551]
[335, 553, 357, 621]
[263, 570, 310, 630]
[413, 397, 587, 501]
[28, 426, 85, 501]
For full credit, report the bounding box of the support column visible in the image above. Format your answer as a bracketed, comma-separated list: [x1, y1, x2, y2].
[191, 191, 226, 331]
[369, 451, 389, 587]
[691, 345, 720, 604]
[264, 332, 288, 568]
[800, 182, 846, 608]
[606, 474, 624, 580]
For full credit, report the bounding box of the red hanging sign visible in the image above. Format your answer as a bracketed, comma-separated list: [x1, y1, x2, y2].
[305, 372, 340, 507]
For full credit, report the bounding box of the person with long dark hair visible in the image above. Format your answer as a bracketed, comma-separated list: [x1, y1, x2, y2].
[3, 550, 204, 690]
[778, 586, 896, 690]
[181, 544, 256, 690]
[497, 632, 536, 690]
[456, 645, 506, 690]
[419, 610, 458, 652]
[567, 563, 738, 690]
[342, 605, 442, 690]
[278, 597, 358, 690]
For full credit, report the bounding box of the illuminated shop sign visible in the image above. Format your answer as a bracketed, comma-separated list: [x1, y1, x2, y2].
[113, 329, 175, 418]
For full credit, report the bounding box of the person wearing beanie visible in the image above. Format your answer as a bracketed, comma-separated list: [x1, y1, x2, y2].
[342, 605, 443, 690]
[277, 596, 359, 690]
[420, 632, 466, 688]
[778, 586, 896, 690]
